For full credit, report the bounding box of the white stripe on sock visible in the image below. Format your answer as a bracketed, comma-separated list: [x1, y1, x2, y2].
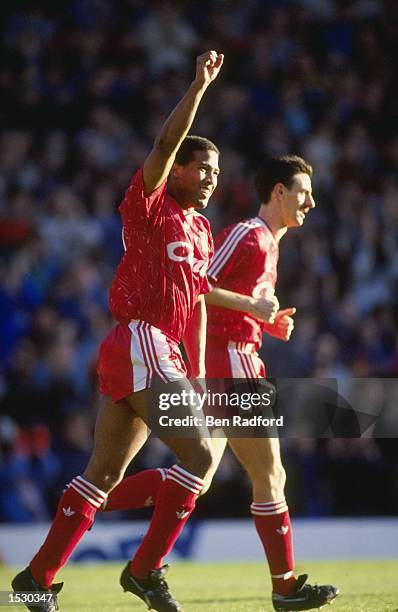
[170, 465, 205, 486]
[72, 478, 106, 505]
[69, 482, 102, 508]
[251, 499, 286, 509]
[251, 506, 288, 516]
[167, 474, 201, 494]
[75, 476, 107, 501]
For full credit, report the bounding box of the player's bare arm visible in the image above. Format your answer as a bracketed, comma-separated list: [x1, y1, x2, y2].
[205, 287, 279, 323]
[143, 50, 224, 195]
[183, 295, 207, 378]
[263, 307, 296, 341]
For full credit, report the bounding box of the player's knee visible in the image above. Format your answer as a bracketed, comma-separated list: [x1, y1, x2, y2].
[180, 438, 214, 479]
[253, 463, 286, 498]
[274, 463, 286, 490]
[268, 463, 286, 497]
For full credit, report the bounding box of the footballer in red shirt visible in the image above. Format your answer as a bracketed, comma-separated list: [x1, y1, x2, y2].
[109, 166, 214, 344]
[206, 215, 280, 377]
[100, 165, 214, 396]
[204, 155, 339, 610]
[97, 156, 339, 611]
[12, 51, 224, 612]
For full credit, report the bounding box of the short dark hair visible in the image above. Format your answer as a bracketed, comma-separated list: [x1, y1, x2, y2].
[174, 135, 219, 165]
[254, 155, 313, 203]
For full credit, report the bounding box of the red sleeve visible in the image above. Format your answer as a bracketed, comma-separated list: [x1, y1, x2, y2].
[119, 167, 166, 225]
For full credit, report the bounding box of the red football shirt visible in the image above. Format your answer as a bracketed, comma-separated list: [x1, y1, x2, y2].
[207, 217, 279, 347]
[109, 168, 214, 343]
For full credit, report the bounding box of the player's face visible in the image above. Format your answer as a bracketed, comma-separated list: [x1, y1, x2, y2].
[171, 150, 220, 209]
[281, 173, 315, 228]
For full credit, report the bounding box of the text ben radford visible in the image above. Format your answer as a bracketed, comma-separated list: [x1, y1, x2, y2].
[158, 415, 284, 428]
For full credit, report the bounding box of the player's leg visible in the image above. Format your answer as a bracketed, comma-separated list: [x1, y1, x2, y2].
[118, 440, 227, 612]
[217, 339, 296, 594]
[228, 436, 338, 610]
[102, 435, 227, 517]
[121, 380, 215, 579]
[103, 332, 230, 514]
[83, 396, 149, 489]
[116, 379, 219, 611]
[102, 467, 166, 512]
[97, 320, 172, 513]
[23, 397, 148, 590]
[227, 436, 286, 501]
[227, 436, 294, 590]
[201, 434, 228, 494]
[207, 341, 338, 609]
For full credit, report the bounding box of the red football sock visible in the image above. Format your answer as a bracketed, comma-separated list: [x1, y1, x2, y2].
[102, 468, 166, 512]
[130, 464, 203, 578]
[251, 499, 297, 596]
[30, 476, 107, 588]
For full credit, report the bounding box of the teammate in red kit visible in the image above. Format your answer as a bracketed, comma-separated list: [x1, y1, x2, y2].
[206, 214, 281, 378]
[204, 155, 339, 611]
[12, 50, 223, 612]
[102, 156, 339, 610]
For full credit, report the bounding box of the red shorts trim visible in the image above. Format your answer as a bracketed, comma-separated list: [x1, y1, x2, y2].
[205, 336, 266, 379]
[97, 321, 186, 401]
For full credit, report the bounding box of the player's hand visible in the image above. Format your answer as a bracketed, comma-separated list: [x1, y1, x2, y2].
[194, 51, 224, 87]
[265, 307, 296, 341]
[249, 295, 280, 323]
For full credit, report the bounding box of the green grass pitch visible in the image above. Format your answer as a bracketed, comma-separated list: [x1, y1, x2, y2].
[1, 560, 397, 611]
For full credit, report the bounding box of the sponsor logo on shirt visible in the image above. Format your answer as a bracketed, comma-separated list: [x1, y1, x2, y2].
[167, 241, 208, 276]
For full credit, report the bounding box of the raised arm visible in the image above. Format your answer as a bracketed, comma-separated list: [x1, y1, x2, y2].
[143, 50, 223, 195]
[205, 288, 279, 323]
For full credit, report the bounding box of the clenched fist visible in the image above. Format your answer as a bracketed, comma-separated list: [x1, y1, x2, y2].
[249, 295, 280, 323]
[264, 307, 296, 341]
[194, 50, 224, 87]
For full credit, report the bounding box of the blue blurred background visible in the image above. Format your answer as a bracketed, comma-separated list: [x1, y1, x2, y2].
[1, 0, 398, 526]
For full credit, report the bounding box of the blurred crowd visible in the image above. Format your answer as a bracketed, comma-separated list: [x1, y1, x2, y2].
[1, 0, 398, 522]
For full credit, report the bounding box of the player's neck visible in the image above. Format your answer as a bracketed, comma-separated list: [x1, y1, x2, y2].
[167, 185, 196, 214]
[257, 206, 287, 243]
